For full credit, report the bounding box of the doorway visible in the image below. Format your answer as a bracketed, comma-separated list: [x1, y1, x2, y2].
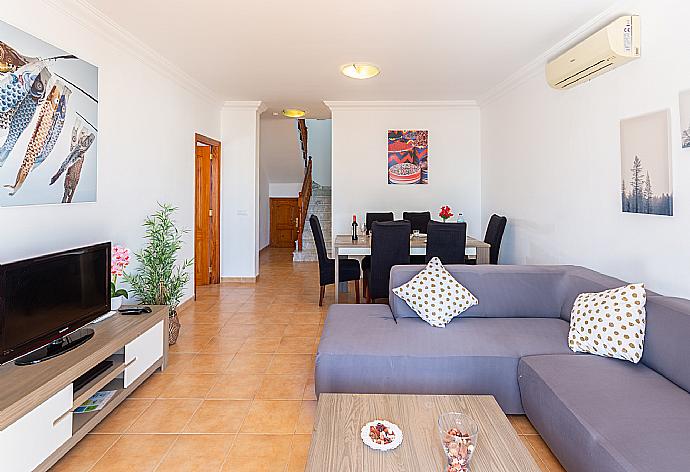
[270, 198, 298, 248]
[194, 134, 221, 290]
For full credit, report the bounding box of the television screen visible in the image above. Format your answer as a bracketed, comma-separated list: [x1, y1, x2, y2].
[0, 243, 110, 364]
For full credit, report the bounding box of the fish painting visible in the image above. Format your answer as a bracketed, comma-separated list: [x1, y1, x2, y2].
[34, 84, 71, 168]
[49, 119, 95, 203]
[0, 40, 37, 73]
[0, 62, 44, 129]
[3, 82, 63, 195]
[0, 67, 51, 166]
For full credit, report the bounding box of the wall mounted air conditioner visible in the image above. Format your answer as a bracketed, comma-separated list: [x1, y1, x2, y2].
[546, 15, 640, 90]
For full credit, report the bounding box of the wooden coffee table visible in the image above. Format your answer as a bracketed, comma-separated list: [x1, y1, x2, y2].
[305, 394, 541, 471]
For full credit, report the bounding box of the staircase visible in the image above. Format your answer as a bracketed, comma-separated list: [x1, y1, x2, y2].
[293, 185, 331, 262]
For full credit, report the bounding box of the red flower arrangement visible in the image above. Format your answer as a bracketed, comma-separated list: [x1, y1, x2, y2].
[439, 205, 454, 222]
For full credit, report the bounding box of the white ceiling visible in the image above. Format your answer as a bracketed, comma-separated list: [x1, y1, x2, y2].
[84, 0, 618, 117]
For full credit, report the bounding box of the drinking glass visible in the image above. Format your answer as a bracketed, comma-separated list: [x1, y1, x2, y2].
[438, 412, 479, 472]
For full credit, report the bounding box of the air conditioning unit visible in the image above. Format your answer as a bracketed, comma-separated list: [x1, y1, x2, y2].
[546, 15, 640, 90]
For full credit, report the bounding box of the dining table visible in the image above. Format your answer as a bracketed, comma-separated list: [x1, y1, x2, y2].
[332, 233, 491, 302]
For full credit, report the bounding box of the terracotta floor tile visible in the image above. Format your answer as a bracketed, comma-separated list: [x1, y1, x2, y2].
[127, 399, 202, 433]
[525, 435, 565, 471]
[183, 399, 251, 433]
[207, 373, 264, 399]
[92, 399, 153, 433]
[165, 353, 197, 374]
[239, 336, 283, 353]
[283, 324, 321, 337]
[286, 312, 323, 324]
[287, 434, 313, 472]
[268, 354, 315, 375]
[90, 434, 176, 472]
[222, 434, 293, 472]
[303, 378, 317, 400]
[184, 354, 235, 373]
[169, 334, 212, 353]
[225, 353, 274, 374]
[155, 434, 235, 472]
[159, 373, 217, 398]
[256, 375, 308, 400]
[50, 434, 120, 472]
[219, 323, 282, 338]
[241, 400, 301, 433]
[129, 373, 177, 399]
[295, 400, 317, 434]
[277, 337, 317, 354]
[508, 414, 538, 435]
[200, 336, 246, 354]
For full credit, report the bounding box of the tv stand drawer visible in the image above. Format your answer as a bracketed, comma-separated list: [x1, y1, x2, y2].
[124, 320, 164, 388]
[0, 384, 72, 472]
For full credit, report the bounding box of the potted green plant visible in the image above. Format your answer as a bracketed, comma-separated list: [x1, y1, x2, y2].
[124, 203, 192, 345]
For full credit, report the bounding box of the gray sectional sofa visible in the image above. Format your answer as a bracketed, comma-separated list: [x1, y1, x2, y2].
[315, 265, 690, 472]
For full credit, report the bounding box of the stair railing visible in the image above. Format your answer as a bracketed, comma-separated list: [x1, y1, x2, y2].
[296, 157, 313, 251]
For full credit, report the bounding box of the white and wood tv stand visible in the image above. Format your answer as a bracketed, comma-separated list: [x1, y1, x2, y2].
[0, 306, 169, 472]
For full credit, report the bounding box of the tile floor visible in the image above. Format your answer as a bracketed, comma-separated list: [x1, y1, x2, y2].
[50, 248, 564, 472]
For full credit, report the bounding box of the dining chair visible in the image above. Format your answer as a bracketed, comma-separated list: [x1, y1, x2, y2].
[425, 221, 467, 264]
[310, 215, 361, 306]
[402, 211, 431, 234]
[362, 212, 395, 272]
[466, 214, 507, 265]
[364, 220, 411, 303]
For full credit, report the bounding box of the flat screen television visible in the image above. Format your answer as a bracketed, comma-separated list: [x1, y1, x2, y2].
[0, 242, 110, 365]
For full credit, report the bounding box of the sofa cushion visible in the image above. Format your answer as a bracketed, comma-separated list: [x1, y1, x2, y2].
[315, 304, 572, 413]
[392, 257, 478, 327]
[641, 296, 690, 393]
[568, 283, 647, 363]
[519, 354, 690, 472]
[389, 264, 567, 319]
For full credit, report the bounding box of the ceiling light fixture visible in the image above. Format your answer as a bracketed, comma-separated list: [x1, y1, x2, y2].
[341, 63, 380, 79]
[282, 109, 306, 118]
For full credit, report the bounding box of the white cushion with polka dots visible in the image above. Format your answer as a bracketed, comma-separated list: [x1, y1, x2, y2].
[392, 257, 478, 328]
[568, 283, 647, 363]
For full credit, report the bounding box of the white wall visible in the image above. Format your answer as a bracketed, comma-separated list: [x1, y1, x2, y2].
[481, 1, 690, 297]
[269, 183, 301, 197]
[259, 165, 270, 250]
[220, 102, 263, 278]
[259, 117, 303, 184]
[0, 0, 221, 303]
[328, 102, 481, 237]
[306, 119, 332, 186]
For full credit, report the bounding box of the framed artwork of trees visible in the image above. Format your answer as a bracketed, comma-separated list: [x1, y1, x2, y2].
[620, 110, 673, 216]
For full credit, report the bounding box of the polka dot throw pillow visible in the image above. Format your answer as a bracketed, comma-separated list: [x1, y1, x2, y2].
[392, 257, 478, 328]
[568, 283, 647, 363]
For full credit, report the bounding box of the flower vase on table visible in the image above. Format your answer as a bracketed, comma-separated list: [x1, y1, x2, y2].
[110, 245, 130, 310]
[439, 206, 454, 223]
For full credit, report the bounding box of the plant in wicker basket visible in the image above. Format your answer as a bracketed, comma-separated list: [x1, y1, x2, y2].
[124, 203, 192, 345]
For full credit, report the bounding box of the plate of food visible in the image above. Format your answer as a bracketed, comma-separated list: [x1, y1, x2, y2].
[361, 420, 403, 451]
[388, 163, 421, 184]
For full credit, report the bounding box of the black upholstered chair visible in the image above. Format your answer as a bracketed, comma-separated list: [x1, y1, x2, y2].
[309, 215, 360, 305]
[363, 220, 410, 303]
[362, 212, 395, 272]
[467, 214, 507, 265]
[402, 211, 431, 234]
[425, 221, 467, 264]
[365, 212, 394, 233]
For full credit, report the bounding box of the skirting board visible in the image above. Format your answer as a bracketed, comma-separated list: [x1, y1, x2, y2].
[222, 276, 258, 283]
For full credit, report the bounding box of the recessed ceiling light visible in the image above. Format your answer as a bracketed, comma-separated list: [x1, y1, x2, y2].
[341, 63, 380, 79]
[282, 109, 306, 118]
[272, 112, 279, 116]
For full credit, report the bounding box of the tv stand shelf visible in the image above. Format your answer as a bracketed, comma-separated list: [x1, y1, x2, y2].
[0, 306, 168, 472]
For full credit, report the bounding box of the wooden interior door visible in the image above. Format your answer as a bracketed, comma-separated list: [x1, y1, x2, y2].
[195, 140, 220, 287]
[270, 198, 298, 248]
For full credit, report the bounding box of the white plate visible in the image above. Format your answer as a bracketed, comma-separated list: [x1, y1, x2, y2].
[361, 420, 403, 451]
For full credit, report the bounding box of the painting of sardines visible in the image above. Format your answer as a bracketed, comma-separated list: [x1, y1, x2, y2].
[0, 19, 97, 207]
[388, 130, 428, 184]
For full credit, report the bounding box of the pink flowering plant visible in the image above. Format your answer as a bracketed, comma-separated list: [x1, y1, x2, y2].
[111, 245, 130, 299]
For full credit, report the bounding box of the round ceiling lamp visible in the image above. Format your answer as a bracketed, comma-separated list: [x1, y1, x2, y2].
[282, 109, 306, 118]
[341, 63, 380, 80]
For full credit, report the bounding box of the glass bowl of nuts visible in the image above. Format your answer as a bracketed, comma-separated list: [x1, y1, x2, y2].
[438, 412, 479, 472]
